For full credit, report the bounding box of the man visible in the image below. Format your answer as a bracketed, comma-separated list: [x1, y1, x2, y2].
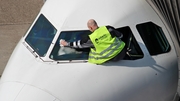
[60, 19, 125, 64]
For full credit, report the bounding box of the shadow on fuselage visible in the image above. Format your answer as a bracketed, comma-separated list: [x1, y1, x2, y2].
[102, 42, 168, 74]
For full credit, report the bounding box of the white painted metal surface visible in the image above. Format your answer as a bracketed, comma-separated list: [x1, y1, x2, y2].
[0, 0, 179, 101]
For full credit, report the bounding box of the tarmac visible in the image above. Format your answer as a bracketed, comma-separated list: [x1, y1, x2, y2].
[0, 0, 43, 76]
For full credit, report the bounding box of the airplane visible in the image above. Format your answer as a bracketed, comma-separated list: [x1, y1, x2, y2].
[0, 0, 179, 101]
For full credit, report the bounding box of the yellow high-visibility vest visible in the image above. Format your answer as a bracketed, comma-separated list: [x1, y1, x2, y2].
[88, 26, 125, 64]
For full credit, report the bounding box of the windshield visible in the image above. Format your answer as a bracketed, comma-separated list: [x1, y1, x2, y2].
[25, 14, 57, 57]
[50, 30, 90, 61]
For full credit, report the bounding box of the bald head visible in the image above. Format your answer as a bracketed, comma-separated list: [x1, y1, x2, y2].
[87, 19, 98, 32]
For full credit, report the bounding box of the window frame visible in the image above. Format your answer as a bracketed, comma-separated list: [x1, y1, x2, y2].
[49, 30, 91, 61]
[136, 22, 171, 55]
[25, 14, 57, 57]
[116, 26, 144, 60]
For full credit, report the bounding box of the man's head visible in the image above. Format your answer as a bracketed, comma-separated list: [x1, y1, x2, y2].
[87, 19, 98, 32]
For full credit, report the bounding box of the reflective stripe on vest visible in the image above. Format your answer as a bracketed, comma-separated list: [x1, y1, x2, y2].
[89, 38, 124, 60]
[89, 37, 122, 56]
[88, 26, 125, 64]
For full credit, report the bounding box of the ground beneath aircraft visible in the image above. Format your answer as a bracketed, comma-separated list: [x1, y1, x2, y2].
[0, 0, 43, 76]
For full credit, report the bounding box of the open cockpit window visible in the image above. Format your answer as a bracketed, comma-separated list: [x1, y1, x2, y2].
[117, 26, 144, 60]
[136, 22, 170, 55]
[50, 31, 91, 61]
[25, 14, 57, 57]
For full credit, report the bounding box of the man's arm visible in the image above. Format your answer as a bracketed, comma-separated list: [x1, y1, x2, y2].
[106, 26, 123, 38]
[60, 36, 94, 48]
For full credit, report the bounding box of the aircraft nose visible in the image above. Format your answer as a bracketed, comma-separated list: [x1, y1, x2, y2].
[0, 82, 60, 101]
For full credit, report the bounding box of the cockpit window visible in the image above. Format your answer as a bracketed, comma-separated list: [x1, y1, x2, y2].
[50, 26, 144, 61]
[117, 26, 144, 60]
[136, 22, 170, 55]
[50, 31, 91, 60]
[25, 14, 57, 57]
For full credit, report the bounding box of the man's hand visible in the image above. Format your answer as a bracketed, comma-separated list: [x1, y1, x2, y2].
[60, 39, 68, 46]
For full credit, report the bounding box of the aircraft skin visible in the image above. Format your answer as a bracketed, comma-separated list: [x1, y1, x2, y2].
[0, 0, 179, 101]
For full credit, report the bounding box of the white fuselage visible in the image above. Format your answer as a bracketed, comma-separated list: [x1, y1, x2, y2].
[0, 0, 179, 101]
